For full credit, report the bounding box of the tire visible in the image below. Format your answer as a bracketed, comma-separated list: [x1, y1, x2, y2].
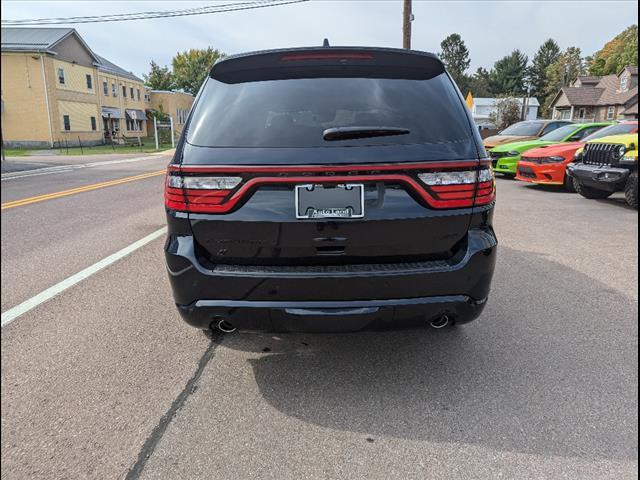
[574, 181, 613, 199]
[563, 173, 576, 193]
[624, 171, 638, 209]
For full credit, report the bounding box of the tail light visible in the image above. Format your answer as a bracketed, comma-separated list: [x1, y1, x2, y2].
[165, 161, 495, 213]
[419, 165, 495, 207]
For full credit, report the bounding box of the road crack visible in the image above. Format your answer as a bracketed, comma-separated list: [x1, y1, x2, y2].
[125, 332, 222, 479]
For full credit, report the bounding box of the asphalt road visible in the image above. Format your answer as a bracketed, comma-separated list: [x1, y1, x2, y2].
[1, 157, 637, 480]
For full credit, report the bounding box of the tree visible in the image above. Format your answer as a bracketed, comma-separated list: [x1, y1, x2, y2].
[468, 67, 493, 97]
[172, 47, 225, 95]
[588, 25, 638, 75]
[528, 39, 561, 98]
[540, 47, 584, 116]
[490, 50, 529, 95]
[143, 61, 175, 91]
[489, 96, 522, 130]
[439, 33, 471, 93]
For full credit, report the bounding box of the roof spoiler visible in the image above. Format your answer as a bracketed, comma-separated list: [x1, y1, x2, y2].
[210, 47, 444, 84]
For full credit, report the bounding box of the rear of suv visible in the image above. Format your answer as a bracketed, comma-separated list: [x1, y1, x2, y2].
[164, 47, 498, 333]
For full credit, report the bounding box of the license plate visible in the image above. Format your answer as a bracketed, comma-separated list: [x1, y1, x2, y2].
[295, 184, 364, 219]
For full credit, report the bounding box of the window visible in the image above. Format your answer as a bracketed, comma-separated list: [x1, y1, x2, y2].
[607, 106, 615, 120]
[130, 87, 134, 99]
[123, 86, 127, 98]
[187, 75, 473, 148]
[63, 115, 71, 131]
[137, 89, 141, 101]
[103, 81, 108, 96]
[577, 108, 586, 119]
[126, 119, 143, 131]
[144, 93, 151, 102]
[112, 83, 117, 97]
[560, 110, 572, 120]
[540, 121, 561, 135]
[621, 76, 628, 91]
[90, 116, 97, 131]
[86, 74, 92, 90]
[540, 124, 582, 142]
[58, 68, 65, 84]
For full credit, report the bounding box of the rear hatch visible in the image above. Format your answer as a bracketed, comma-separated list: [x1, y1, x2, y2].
[168, 48, 492, 266]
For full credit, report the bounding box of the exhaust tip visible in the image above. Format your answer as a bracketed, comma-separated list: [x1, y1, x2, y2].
[429, 315, 450, 329]
[216, 319, 237, 333]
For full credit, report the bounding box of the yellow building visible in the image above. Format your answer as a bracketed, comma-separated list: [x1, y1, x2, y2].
[147, 90, 194, 137]
[1, 27, 150, 147]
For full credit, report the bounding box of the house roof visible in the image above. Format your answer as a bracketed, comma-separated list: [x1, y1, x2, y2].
[552, 67, 639, 108]
[1, 27, 100, 64]
[1, 27, 142, 82]
[560, 87, 606, 105]
[618, 65, 638, 76]
[95, 54, 143, 83]
[576, 75, 603, 85]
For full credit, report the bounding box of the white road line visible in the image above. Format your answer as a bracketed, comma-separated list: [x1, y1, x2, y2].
[0, 168, 75, 180]
[1, 227, 167, 328]
[1, 155, 166, 181]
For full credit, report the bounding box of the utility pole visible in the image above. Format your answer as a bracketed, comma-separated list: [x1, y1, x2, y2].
[402, 0, 412, 49]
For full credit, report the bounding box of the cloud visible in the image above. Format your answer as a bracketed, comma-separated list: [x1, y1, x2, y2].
[2, 0, 637, 78]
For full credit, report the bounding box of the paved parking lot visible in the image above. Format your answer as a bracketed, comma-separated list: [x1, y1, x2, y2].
[1, 157, 637, 479]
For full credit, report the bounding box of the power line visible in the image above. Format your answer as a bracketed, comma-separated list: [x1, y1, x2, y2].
[1, 0, 309, 26]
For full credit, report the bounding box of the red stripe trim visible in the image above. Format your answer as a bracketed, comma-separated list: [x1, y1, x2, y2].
[165, 162, 495, 213]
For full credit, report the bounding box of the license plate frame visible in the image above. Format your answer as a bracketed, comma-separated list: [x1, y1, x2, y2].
[295, 184, 364, 219]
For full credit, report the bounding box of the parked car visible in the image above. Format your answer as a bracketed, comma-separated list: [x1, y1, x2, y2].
[489, 122, 611, 176]
[516, 121, 638, 191]
[482, 119, 572, 150]
[164, 46, 497, 333]
[567, 133, 639, 208]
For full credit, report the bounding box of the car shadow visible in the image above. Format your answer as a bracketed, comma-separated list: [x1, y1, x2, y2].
[219, 246, 638, 461]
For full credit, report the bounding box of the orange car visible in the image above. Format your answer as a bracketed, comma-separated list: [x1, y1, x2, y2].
[516, 121, 639, 191]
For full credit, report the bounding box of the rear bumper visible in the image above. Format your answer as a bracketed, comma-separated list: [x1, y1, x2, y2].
[165, 228, 497, 332]
[567, 163, 630, 191]
[516, 161, 566, 185]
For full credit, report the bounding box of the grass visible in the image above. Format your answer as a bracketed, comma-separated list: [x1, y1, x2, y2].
[3, 137, 174, 157]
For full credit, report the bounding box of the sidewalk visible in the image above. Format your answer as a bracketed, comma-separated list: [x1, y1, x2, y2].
[1, 150, 174, 175]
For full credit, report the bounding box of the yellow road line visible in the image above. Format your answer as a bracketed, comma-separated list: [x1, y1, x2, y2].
[1, 170, 165, 210]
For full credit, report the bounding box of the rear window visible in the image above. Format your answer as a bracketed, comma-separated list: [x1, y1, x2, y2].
[186, 74, 472, 148]
[500, 121, 543, 136]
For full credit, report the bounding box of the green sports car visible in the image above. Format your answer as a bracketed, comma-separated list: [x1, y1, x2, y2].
[489, 122, 613, 175]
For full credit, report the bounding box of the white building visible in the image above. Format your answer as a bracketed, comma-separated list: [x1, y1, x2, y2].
[471, 97, 540, 129]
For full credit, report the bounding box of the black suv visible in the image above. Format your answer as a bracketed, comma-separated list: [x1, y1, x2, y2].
[164, 47, 497, 333]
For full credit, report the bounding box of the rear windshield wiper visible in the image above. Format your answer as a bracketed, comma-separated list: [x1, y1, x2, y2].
[322, 126, 411, 141]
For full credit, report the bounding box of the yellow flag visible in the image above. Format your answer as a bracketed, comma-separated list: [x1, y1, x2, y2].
[465, 91, 474, 109]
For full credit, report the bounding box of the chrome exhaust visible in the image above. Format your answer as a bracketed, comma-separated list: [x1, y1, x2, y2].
[216, 319, 237, 333]
[429, 315, 450, 329]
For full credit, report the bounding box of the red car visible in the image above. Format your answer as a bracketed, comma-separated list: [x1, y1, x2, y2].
[516, 121, 638, 191]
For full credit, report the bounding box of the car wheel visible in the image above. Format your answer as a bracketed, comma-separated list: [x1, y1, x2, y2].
[624, 171, 638, 209]
[563, 173, 576, 193]
[574, 181, 613, 199]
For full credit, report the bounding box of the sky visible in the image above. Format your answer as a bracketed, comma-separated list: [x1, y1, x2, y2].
[2, 0, 638, 79]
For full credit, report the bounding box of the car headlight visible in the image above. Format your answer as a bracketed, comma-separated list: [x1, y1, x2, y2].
[541, 156, 565, 163]
[573, 151, 583, 162]
[507, 151, 520, 157]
